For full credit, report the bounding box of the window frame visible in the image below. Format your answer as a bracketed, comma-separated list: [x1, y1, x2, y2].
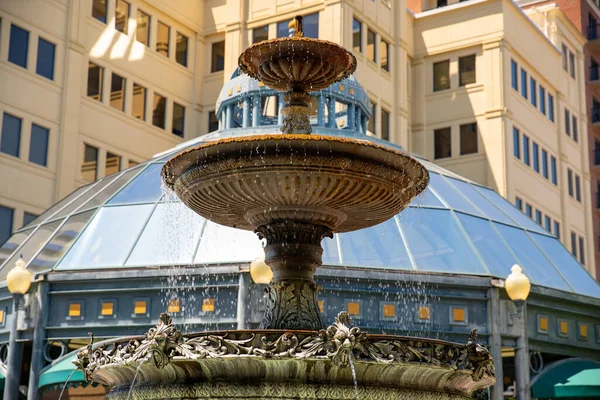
[29, 123, 50, 167]
[433, 60, 450, 92]
[8, 24, 30, 69]
[1, 113, 22, 158]
[458, 54, 476, 86]
[36, 37, 56, 80]
[434, 127, 452, 159]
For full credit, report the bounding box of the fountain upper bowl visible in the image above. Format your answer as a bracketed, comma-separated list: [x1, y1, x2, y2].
[161, 134, 429, 232]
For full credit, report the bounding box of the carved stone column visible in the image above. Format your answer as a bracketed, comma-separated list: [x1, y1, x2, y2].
[255, 221, 332, 330]
[280, 91, 312, 134]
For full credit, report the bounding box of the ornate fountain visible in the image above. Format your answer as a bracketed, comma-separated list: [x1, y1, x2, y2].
[75, 16, 495, 399]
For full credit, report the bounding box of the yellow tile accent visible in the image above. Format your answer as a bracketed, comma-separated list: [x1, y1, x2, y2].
[202, 298, 215, 312]
[168, 299, 180, 313]
[227, 88, 233, 96]
[317, 300, 324, 313]
[347, 302, 360, 316]
[560, 320, 568, 335]
[69, 303, 81, 317]
[383, 304, 395, 318]
[236, 85, 241, 92]
[339, 84, 345, 92]
[101, 302, 114, 316]
[418, 306, 430, 320]
[539, 316, 548, 331]
[453, 308, 465, 322]
[134, 301, 147, 315]
[580, 324, 588, 338]
[349, 88, 355, 95]
[0, 309, 5, 324]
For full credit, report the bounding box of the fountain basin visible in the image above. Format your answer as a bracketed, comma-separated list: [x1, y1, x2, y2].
[161, 134, 429, 233]
[77, 314, 494, 400]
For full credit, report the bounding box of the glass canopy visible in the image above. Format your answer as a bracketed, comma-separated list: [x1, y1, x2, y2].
[1, 131, 599, 299]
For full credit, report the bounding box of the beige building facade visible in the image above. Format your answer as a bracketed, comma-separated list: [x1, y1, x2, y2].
[0, 0, 596, 277]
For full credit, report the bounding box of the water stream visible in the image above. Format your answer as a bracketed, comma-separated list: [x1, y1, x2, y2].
[127, 361, 146, 400]
[58, 369, 76, 400]
[348, 356, 359, 400]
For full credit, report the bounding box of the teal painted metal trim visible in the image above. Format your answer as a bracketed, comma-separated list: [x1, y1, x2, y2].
[38, 351, 83, 389]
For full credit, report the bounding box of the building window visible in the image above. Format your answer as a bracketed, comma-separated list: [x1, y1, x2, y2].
[578, 323, 588, 340]
[157, 21, 170, 57]
[451, 306, 467, 324]
[87, 62, 104, 101]
[459, 54, 476, 86]
[81, 144, 98, 182]
[380, 39, 389, 71]
[538, 315, 548, 333]
[92, 0, 107, 23]
[202, 298, 215, 313]
[535, 210, 542, 225]
[565, 109, 571, 136]
[539, 86, 546, 115]
[548, 94, 554, 122]
[115, 0, 129, 34]
[511, 59, 518, 91]
[100, 300, 115, 317]
[168, 298, 181, 313]
[434, 127, 451, 159]
[513, 127, 520, 159]
[352, 18, 362, 54]
[579, 236, 585, 265]
[0, 206, 14, 246]
[368, 101, 376, 134]
[29, 124, 49, 167]
[1, 113, 22, 158]
[136, 9, 150, 46]
[575, 174, 581, 202]
[525, 203, 532, 218]
[367, 29, 376, 63]
[532, 142, 539, 172]
[550, 156, 557, 185]
[176, 32, 188, 67]
[211, 41, 225, 73]
[571, 231, 577, 258]
[530, 78, 537, 107]
[68, 301, 83, 319]
[36, 38, 55, 80]
[302, 13, 319, 38]
[0, 308, 5, 328]
[152, 93, 166, 129]
[569, 51, 576, 79]
[105, 152, 121, 176]
[417, 305, 430, 321]
[559, 319, 569, 336]
[544, 215, 551, 231]
[128, 160, 138, 168]
[562, 44, 568, 70]
[433, 60, 450, 92]
[520, 69, 528, 99]
[133, 299, 148, 316]
[523, 135, 530, 166]
[515, 197, 522, 211]
[252, 25, 268, 44]
[23, 212, 37, 226]
[554, 221, 560, 239]
[573, 116, 578, 142]
[541, 149, 548, 179]
[592, 58, 599, 81]
[381, 303, 396, 320]
[208, 111, 219, 132]
[9, 24, 29, 69]
[172, 103, 185, 137]
[459, 123, 477, 155]
[110, 73, 125, 112]
[347, 301, 361, 317]
[567, 168, 574, 197]
[132, 83, 146, 120]
[381, 109, 390, 140]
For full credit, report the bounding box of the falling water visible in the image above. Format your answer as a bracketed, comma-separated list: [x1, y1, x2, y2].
[348, 356, 359, 400]
[127, 361, 146, 400]
[58, 369, 77, 400]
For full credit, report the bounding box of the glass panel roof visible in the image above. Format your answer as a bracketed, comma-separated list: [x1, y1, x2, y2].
[22, 184, 94, 228]
[109, 164, 164, 205]
[322, 236, 341, 265]
[79, 167, 143, 210]
[0, 228, 33, 268]
[194, 222, 263, 264]
[409, 185, 443, 208]
[427, 173, 482, 217]
[50, 176, 118, 221]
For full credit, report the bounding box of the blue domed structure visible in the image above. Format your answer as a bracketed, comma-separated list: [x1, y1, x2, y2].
[1, 71, 600, 399]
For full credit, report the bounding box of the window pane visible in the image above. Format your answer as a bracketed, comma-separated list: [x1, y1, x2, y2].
[209, 111, 219, 132]
[277, 19, 291, 38]
[434, 127, 451, 159]
[195, 221, 263, 264]
[0, 228, 29, 268]
[176, 32, 188, 67]
[381, 109, 390, 140]
[530, 78, 537, 107]
[367, 101, 376, 134]
[460, 123, 477, 155]
[303, 13, 319, 39]
[532, 142, 539, 172]
[539, 86, 546, 114]
[513, 127, 520, 158]
[549, 95, 554, 121]
[36, 38, 55, 80]
[87, 62, 103, 101]
[108, 164, 163, 205]
[105, 152, 121, 176]
[152, 94, 166, 129]
[110, 73, 125, 111]
[172, 103, 185, 137]
[211, 41, 225, 72]
[132, 83, 146, 120]
[80, 167, 141, 209]
[92, 0, 107, 23]
[157, 21, 170, 57]
[541, 149, 548, 178]
[551, 156, 557, 184]
[81, 144, 98, 182]
[352, 18, 362, 53]
[23, 212, 38, 227]
[511, 60, 518, 90]
[0, 206, 14, 247]
[520, 69, 527, 98]
[459, 54, 476, 86]
[367, 29, 376, 62]
[380, 39, 389, 71]
[252, 25, 268, 44]
[115, 0, 129, 34]
[9, 24, 29, 68]
[1, 114, 22, 158]
[29, 124, 49, 166]
[433, 60, 450, 91]
[523, 135, 530, 165]
[136, 9, 150, 46]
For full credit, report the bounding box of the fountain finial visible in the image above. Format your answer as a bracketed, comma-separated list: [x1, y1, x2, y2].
[289, 15, 304, 37]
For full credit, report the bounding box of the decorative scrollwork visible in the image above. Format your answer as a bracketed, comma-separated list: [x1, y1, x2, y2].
[255, 221, 333, 246]
[466, 329, 495, 381]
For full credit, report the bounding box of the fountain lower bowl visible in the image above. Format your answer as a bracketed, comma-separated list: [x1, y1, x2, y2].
[161, 134, 429, 232]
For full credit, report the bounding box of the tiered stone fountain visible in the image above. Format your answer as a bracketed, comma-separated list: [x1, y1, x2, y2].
[75, 16, 495, 399]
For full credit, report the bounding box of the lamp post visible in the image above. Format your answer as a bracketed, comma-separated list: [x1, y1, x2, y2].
[250, 255, 273, 285]
[505, 264, 531, 400]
